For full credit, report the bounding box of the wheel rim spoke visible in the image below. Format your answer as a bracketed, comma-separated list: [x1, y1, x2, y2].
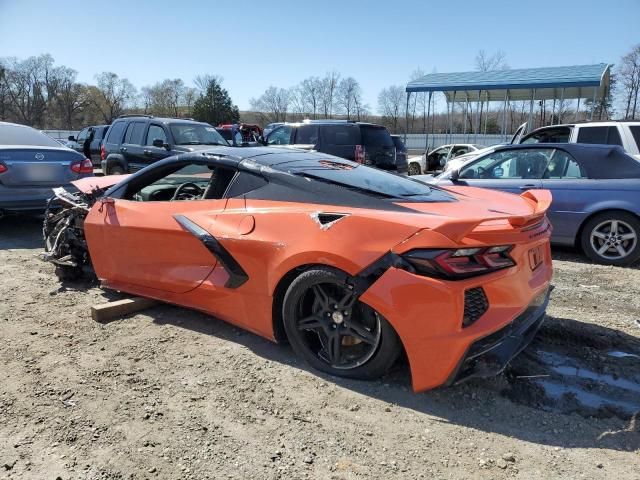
[337, 290, 356, 309]
[312, 284, 331, 310]
[592, 231, 607, 240]
[297, 315, 324, 331]
[620, 232, 636, 241]
[609, 220, 619, 235]
[345, 322, 376, 345]
[597, 243, 610, 254]
[615, 244, 628, 257]
[326, 333, 342, 365]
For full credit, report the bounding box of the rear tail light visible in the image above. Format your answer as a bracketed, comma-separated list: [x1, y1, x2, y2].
[355, 144, 365, 164]
[71, 158, 93, 174]
[100, 144, 106, 161]
[401, 246, 515, 279]
[0, 163, 7, 174]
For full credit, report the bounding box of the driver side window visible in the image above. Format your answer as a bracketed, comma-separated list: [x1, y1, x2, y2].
[267, 126, 292, 145]
[460, 149, 553, 180]
[125, 162, 235, 202]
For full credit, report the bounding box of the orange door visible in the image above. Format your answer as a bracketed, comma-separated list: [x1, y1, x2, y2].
[85, 199, 227, 293]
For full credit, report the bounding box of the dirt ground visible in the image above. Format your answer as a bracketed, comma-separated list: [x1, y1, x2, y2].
[1, 214, 639, 480]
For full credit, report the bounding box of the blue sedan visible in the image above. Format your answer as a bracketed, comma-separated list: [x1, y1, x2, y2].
[0, 122, 93, 215]
[424, 143, 640, 266]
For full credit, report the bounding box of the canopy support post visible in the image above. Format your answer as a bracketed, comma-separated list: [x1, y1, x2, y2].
[589, 86, 597, 120]
[501, 90, 508, 141]
[527, 89, 536, 132]
[558, 88, 565, 123]
[405, 91, 411, 145]
[425, 91, 432, 151]
[463, 92, 469, 142]
[575, 88, 581, 121]
[450, 90, 456, 145]
[474, 90, 481, 144]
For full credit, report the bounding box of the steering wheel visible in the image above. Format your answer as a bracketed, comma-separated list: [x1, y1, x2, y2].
[171, 182, 203, 201]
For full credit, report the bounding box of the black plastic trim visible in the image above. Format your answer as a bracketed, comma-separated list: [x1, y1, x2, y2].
[173, 214, 248, 288]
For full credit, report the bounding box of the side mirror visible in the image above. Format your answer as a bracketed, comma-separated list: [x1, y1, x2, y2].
[450, 169, 460, 182]
[68, 135, 75, 141]
[152, 138, 164, 148]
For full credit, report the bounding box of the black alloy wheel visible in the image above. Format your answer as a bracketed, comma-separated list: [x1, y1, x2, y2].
[283, 267, 401, 380]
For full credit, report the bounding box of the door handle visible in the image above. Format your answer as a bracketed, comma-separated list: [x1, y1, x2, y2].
[143, 149, 152, 155]
[519, 184, 540, 190]
[120, 147, 127, 152]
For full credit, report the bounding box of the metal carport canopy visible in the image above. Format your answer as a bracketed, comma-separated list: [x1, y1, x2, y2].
[405, 63, 611, 101]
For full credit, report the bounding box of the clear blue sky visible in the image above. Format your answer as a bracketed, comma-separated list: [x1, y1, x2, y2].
[1, 0, 638, 111]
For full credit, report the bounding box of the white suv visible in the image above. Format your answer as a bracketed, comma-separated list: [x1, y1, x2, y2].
[520, 121, 640, 159]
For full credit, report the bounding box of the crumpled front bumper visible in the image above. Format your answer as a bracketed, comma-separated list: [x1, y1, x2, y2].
[445, 286, 551, 385]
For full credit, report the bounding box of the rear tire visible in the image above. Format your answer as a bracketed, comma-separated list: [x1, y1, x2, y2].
[580, 211, 640, 266]
[109, 165, 125, 175]
[282, 267, 401, 380]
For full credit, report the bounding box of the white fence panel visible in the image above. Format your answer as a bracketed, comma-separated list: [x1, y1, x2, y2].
[399, 134, 508, 151]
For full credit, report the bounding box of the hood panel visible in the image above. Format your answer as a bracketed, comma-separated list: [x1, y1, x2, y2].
[72, 174, 130, 193]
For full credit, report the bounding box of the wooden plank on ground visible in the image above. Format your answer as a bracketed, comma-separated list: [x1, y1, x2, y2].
[91, 297, 159, 323]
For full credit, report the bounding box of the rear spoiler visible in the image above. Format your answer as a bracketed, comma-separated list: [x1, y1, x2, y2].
[431, 189, 552, 242]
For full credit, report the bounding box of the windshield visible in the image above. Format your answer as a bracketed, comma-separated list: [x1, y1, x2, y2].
[169, 123, 228, 146]
[0, 124, 62, 147]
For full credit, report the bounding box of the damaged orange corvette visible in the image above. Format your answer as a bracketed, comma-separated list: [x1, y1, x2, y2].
[42, 147, 553, 392]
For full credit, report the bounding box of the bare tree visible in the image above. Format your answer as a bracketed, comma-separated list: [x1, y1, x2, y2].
[377, 85, 406, 132]
[54, 67, 88, 129]
[335, 77, 363, 120]
[249, 86, 290, 123]
[475, 50, 509, 133]
[619, 45, 640, 119]
[183, 87, 198, 116]
[92, 72, 137, 123]
[320, 71, 340, 118]
[299, 77, 322, 119]
[287, 85, 306, 121]
[1, 54, 58, 127]
[194, 74, 224, 94]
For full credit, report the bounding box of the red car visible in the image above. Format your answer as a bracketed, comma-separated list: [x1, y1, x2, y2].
[42, 147, 553, 392]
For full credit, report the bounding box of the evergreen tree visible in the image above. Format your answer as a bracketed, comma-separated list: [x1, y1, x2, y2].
[192, 78, 239, 125]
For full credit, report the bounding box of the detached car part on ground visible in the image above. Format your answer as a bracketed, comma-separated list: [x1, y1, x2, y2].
[42, 147, 553, 392]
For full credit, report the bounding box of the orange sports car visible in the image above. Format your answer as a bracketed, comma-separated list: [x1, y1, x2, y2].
[42, 147, 553, 392]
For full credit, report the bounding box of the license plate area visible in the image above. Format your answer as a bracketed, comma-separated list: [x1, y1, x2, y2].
[528, 245, 543, 271]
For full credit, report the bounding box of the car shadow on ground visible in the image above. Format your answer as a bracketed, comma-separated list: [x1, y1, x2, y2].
[0, 214, 44, 250]
[144, 303, 640, 453]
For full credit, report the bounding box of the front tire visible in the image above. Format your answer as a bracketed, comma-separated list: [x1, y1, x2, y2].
[580, 211, 640, 266]
[282, 267, 401, 380]
[408, 163, 421, 176]
[109, 165, 125, 175]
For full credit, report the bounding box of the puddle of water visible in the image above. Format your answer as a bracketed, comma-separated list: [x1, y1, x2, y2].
[537, 380, 640, 414]
[537, 350, 640, 394]
[608, 350, 640, 359]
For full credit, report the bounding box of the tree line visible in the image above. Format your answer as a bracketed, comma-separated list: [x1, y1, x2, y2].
[0, 55, 239, 129]
[1, 46, 638, 135]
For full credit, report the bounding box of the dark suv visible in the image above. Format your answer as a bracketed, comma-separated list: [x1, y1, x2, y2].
[68, 124, 110, 166]
[264, 120, 407, 175]
[101, 115, 228, 175]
